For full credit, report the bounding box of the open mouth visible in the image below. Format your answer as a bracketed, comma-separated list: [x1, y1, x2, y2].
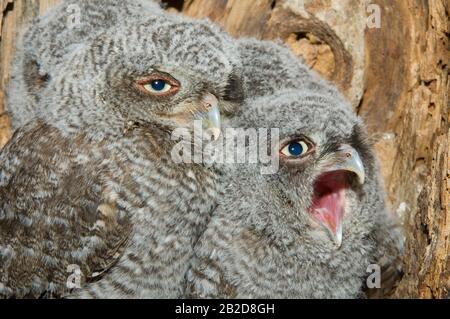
[308, 171, 348, 247]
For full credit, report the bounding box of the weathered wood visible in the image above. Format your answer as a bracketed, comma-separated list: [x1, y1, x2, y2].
[0, 0, 448, 298]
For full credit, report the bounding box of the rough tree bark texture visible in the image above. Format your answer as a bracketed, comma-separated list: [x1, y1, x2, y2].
[0, 0, 448, 298]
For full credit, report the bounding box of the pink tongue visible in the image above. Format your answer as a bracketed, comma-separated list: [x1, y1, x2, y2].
[309, 189, 345, 234]
[308, 171, 346, 242]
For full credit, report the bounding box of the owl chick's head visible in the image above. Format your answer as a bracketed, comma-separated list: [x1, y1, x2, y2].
[236, 84, 379, 252]
[46, 15, 243, 139]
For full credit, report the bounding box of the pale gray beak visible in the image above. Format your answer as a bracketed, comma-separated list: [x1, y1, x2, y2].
[328, 144, 366, 184]
[199, 93, 221, 140]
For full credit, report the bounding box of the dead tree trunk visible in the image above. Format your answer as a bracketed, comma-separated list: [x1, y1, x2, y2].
[0, 0, 448, 298]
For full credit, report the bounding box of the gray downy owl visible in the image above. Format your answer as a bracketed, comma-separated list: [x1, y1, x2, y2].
[233, 37, 404, 296]
[186, 85, 402, 298]
[7, 2, 320, 131]
[0, 14, 243, 299]
[7, 0, 165, 130]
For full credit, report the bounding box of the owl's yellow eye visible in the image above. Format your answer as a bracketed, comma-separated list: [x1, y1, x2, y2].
[280, 140, 311, 158]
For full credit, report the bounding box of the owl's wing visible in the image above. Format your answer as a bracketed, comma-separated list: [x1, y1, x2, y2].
[186, 216, 237, 299]
[0, 122, 132, 298]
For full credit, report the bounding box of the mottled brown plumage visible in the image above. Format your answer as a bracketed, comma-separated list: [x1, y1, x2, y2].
[0, 121, 132, 297]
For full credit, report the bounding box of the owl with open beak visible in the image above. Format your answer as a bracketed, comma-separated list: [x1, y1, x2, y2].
[186, 83, 402, 298]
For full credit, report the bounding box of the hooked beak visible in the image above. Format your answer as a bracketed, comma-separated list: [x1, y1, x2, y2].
[309, 144, 365, 248]
[198, 93, 221, 140]
[330, 144, 366, 185]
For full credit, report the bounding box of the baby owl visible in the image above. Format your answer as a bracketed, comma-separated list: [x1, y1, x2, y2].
[0, 14, 243, 298]
[186, 83, 402, 298]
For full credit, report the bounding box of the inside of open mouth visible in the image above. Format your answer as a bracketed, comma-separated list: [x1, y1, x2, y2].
[308, 171, 347, 236]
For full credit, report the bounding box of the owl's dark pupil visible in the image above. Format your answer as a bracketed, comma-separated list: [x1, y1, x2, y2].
[150, 80, 166, 91]
[288, 142, 303, 156]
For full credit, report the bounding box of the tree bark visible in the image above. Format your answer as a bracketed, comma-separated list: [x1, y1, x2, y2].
[0, 0, 448, 298]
